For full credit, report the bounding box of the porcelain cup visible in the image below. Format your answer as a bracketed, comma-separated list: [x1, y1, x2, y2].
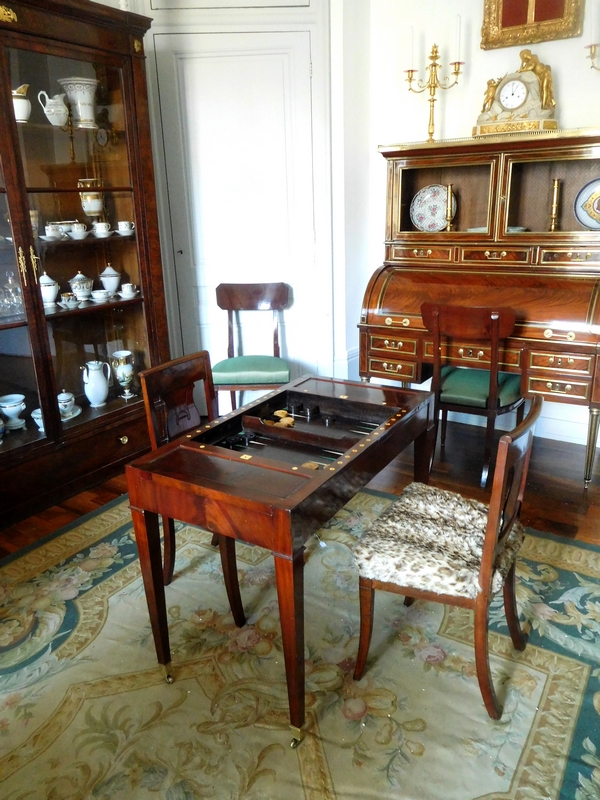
[31, 408, 44, 431]
[61, 292, 79, 308]
[93, 221, 111, 236]
[121, 283, 137, 296]
[91, 289, 111, 302]
[117, 221, 135, 232]
[45, 223, 61, 238]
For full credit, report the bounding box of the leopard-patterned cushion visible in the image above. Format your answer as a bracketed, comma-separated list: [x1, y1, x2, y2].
[352, 482, 525, 600]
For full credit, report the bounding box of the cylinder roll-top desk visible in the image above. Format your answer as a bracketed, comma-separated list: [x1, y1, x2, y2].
[359, 130, 600, 485]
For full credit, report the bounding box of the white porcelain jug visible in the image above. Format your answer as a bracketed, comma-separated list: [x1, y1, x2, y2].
[38, 91, 69, 127]
[81, 360, 110, 407]
[12, 84, 31, 123]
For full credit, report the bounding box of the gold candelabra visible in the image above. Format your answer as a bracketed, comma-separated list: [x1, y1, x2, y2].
[405, 44, 463, 142]
[585, 44, 600, 70]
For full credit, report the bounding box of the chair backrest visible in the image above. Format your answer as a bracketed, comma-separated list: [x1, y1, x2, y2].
[421, 302, 518, 410]
[139, 350, 218, 450]
[216, 283, 290, 359]
[480, 394, 543, 592]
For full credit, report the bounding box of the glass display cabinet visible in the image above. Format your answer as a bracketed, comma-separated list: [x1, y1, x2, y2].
[0, 0, 169, 524]
[360, 130, 600, 486]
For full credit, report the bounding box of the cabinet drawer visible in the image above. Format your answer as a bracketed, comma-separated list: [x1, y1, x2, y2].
[527, 377, 590, 401]
[539, 249, 600, 266]
[459, 247, 530, 264]
[369, 334, 418, 355]
[389, 245, 453, 262]
[368, 357, 417, 380]
[528, 351, 593, 376]
[423, 341, 521, 368]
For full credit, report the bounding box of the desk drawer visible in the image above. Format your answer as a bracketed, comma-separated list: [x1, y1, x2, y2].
[459, 247, 530, 264]
[388, 245, 453, 262]
[539, 248, 600, 266]
[423, 341, 521, 368]
[368, 357, 417, 380]
[528, 351, 593, 376]
[527, 377, 590, 401]
[370, 334, 418, 355]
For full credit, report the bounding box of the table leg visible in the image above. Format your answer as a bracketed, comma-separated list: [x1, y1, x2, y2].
[131, 507, 173, 682]
[413, 418, 435, 484]
[274, 548, 305, 744]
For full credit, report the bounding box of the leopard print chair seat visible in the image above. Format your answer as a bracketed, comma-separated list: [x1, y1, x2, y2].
[351, 395, 542, 720]
[353, 482, 525, 601]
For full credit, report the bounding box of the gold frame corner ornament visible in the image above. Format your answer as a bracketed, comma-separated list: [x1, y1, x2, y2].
[133, 38, 143, 54]
[481, 0, 584, 50]
[0, 5, 17, 23]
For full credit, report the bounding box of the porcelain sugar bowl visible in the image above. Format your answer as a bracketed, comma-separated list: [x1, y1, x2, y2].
[99, 263, 121, 295]
[0, 393, 26, 430]
[39, 271, 59, 306]
[68, 270, 93, 301]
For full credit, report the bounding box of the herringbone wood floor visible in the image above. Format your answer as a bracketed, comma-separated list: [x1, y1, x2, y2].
[1, 420, 598, 560]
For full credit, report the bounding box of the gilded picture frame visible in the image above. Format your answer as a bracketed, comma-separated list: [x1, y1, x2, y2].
[481, 0, 585, 50]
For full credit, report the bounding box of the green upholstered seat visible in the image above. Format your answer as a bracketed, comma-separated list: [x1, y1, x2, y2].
[212, 355, 290, 386]
[439, 366, 522, 408]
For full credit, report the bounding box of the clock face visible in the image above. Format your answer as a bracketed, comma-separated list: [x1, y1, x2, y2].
[96, 127, 109, 147]
[499, 79, 528, 110]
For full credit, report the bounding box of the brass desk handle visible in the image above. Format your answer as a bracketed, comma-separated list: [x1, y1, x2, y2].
[384, 339, 403, 349]
[382, 362, 403, 373]
[484, 250, 507, 260]
[458, 348, 485, 359]
[546, 382, 572, 393]
[412, 249, 433, 258]
[567, 252, 592, 261]
[119, 435, 129, 444]
[548, 356, 575, 366]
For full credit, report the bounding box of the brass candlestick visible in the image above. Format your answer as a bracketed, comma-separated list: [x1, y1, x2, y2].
[585, 44, 600, 71]
[550, 178, 560, 232]
[445, 184, 454, 231]
[405, 44, 463, 142]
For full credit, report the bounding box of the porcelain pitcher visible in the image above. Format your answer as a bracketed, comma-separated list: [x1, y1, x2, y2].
[81, 360, 110, 407]
[38, 91, 69, 127]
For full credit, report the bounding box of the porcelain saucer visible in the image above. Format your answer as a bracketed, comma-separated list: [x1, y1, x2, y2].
[91, 297, 110, 303]
[118, 290, 139, 299]
[40, 234, 61, 242]
[116, 230, 134, 237]
[94, 231, 114, 239]
[68, 231, 90, 240]
[60, 405, 82, 421]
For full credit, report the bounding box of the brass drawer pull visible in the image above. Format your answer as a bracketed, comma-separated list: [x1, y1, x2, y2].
[382, 362, 403, 373]
[119, 435, 129, 444]
[458, 348, 485, 359]
[412, 248, 433, 258]
[567, 251, 592, 261]
[548, 356, 575, 366]
[545, 382, 572, 393]
[401, 318, 410, 327]
[384, 339, 403, 349]
[484, 250, 507, 260]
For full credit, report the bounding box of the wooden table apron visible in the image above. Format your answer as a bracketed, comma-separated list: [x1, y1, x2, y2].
[126, 377, 435, 734]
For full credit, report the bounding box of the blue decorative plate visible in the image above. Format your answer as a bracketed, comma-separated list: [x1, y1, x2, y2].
[574, 178, 600, 230]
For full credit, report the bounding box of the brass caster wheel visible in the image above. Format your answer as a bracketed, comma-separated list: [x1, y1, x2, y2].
[290, 737, 301, 749]
[161, 662, 174, 684]
[289, 725, 305, 748]
[165, 673, 174, 685]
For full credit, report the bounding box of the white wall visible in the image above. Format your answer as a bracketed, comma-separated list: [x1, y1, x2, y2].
[96, 0, 600, 445]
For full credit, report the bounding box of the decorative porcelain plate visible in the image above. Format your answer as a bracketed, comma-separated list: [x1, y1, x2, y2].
[410, 184, 457, 232]
[574, 178, 600, 230]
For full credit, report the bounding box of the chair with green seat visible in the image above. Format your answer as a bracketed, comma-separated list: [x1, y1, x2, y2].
[212, 283, 291, 412]
[421, 302, 525, 488]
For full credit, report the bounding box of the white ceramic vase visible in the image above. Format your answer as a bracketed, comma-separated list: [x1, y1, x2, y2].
[82, 360, 110, 407]
[57, 77, 98, 129]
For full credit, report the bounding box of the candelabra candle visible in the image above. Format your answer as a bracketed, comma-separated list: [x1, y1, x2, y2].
[405, 44, 463, 142]
[585, 44, 600, 70]
[446, 184, 453, 231]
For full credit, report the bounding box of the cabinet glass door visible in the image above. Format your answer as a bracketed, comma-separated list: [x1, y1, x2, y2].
[0, 185, 44, 449]
[505, 155, 600, 235]
[8, 46, 150, 432]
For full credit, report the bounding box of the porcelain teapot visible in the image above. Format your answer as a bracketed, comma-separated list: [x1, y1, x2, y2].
[38, 91, 69, 127]
[81, 360, 110, 407]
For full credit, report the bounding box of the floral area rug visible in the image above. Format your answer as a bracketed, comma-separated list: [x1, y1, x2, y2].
[1, 489, 599, 800]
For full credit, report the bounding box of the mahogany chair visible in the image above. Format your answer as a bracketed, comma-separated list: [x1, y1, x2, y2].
[212, 283, 291, 411]
[352, 395, 542, 720]
[421, 302, 526, 488]
[139, 351, 245, 626]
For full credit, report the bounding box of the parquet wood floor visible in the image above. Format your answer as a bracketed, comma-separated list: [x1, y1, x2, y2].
[1, 420, 598, 561]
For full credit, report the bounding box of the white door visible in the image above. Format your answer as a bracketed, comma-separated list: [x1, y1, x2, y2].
[152, 30, 331, 384]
